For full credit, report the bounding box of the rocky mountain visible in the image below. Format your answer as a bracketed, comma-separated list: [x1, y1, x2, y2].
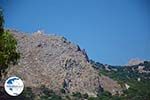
[1, 30, 122, 97]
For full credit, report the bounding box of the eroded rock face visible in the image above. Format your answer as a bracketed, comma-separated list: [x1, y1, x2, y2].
[4, 30, 122, 96]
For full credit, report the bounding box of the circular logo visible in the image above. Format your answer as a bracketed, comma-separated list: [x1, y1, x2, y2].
[4, 76, 24, 96]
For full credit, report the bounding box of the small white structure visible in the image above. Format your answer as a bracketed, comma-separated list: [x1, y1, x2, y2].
[125, 83, 130, 89]
[33, 30, 44, 36]
[138, 66, 145, 73]
[37, 30, 43, 34]
[137, 77, 141, 82]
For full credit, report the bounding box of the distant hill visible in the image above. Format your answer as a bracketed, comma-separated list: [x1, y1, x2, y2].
[90, 60, 150, 100]
[90, 60, 150, 80]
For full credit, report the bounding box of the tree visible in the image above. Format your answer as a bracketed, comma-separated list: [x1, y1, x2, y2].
[0, 8, 20, 79]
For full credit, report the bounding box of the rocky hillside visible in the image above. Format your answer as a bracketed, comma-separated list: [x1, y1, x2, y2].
[2, 30, 122, 96]
[90, 60, 150, 99]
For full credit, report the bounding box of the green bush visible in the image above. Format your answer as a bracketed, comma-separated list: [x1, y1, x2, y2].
[0, 87, 35, 100]
[21, 87, 35, 99]
[60, 88, 66, 94]
[72, 92, 89, 100]
[72, 92, 82, 98]
[82, 93, 89, 99]
[0, 31, 20, 79]
[40, 85, 63, 100]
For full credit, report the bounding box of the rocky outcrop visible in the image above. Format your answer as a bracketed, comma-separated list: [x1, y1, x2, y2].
[3, 30, 122, 96]
[127, 58, 144, 66]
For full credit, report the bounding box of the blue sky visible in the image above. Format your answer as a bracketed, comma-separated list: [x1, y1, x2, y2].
[0, 0, 150, 65]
